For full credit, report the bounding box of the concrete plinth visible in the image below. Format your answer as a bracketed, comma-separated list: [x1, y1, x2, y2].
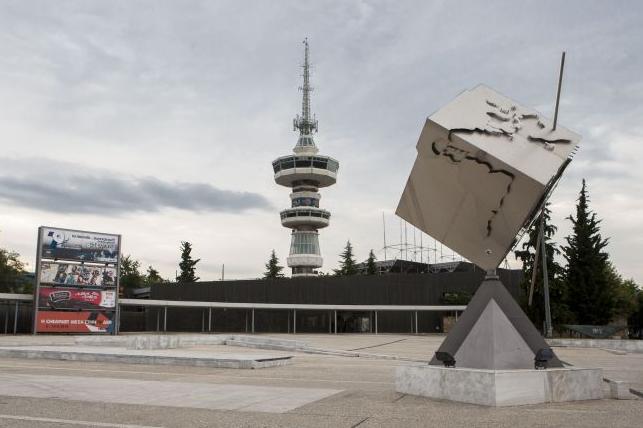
[0, 346, 292, 369]
[396, 364, 603, 406]
[126, 335, 181, 350]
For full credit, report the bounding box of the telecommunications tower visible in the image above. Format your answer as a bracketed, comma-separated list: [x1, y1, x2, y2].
[272, 39, 339, 277]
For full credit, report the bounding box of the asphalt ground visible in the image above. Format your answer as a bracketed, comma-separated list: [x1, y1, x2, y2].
[0, 334, 642, 427]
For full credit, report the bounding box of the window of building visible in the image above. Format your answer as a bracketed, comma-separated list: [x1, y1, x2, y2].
[290, 232, 320, 255]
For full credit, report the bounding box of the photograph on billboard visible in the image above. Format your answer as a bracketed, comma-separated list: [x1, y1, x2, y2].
[39, 262, 117, 288]
[36, 310, 115, 333]
[40, 227, 120, 263]
[38, 287, 116, 310]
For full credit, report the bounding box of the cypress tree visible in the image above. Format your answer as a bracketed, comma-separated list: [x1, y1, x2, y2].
[264, 249, 284, 279]
[514, 203, 571, 330]
[334, 241, 358, 276]
[365, 249, 378, 275]
[177, 241, 200, 284]
[562, 180, 613, 324]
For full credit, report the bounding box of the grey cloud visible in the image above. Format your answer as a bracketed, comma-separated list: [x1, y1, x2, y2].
[0, 159, 271, 214]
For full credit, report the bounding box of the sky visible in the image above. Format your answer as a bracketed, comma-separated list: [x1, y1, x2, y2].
[0, 1, 642, 284]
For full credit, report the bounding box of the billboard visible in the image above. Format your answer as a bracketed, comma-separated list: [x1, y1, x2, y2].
[35, 311, 115, 333]
[38, 287, 116, 310]
[40, 227, 120, 263]
[35, 226, 121, 335]
[39, 262, 117, 288]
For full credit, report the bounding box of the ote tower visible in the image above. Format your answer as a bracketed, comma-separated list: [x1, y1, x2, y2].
[272, 39, 339, 277]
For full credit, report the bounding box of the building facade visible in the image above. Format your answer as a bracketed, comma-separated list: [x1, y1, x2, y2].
[272, 39, 339, 277]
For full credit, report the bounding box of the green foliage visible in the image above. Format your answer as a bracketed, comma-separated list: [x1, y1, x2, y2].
[515, 203, 572, 329]
[177, 241, 200, 284]
[441, 291, 472, 305]
[0, 247, 28, 293]
[365, 249, 377, 275]
[334, 241, 358, 276]
[607, 264, 639, 322]
[119, 256, 166, 291]
[562, 180, 615, 325]
[145, 266, 167, 285]
[264, 250, 284, 279]
[119, 255, 145, 290]
[628, 287, 643, 336]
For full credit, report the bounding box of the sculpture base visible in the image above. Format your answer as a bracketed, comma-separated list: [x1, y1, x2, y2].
[395, 364, 603, 406]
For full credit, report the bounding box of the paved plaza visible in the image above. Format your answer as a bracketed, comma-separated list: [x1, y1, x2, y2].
[0, 334, 641, 427]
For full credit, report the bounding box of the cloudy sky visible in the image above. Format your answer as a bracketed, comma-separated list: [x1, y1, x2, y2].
[0, 1, 641, 283]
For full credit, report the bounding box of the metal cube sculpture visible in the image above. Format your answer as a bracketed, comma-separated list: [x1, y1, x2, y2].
[396, 85, 580, 270]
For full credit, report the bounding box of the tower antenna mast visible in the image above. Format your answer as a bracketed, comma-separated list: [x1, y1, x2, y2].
[294, 38, 318, 135]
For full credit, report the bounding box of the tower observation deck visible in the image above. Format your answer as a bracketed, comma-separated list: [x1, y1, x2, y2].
[272, 39, 339, 277]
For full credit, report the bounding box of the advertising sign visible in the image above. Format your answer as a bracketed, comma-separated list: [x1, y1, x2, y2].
[40, 227, 120, 263]
[39, 262, 117, 288]
[38, 287, 116, 310]
[36, 311, 115, 333]
[34, 226, 121, 335]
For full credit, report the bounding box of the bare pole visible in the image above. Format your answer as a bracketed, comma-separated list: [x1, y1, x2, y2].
[528, 216, 543, 306]
[420, 231, 423, 264]
[404, 220, 409, 260]
[541, 213, 553, 338]
[399, 218, 403, 260]
[552, 51, 565, 131]
[536, 51, 566, 337]
[382, 212, 387, 261]
[413, 227, 417, 261]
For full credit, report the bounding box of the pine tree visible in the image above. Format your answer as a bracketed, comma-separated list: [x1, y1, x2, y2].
[334, 241, 358, 276]
[562, 180, 614, 324]
[514, 203, 571, 330]
[177, 241, 200, 284]
[365, 249, 378, 275]
[264, 250, 284, 279]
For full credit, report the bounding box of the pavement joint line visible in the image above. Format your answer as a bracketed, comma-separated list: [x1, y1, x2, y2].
[629, 388, 643, 399]
[347, 338, 409, 352]
[0, 364, 393, 385]
[351, 416, 370, 427]
[0, 414, 164, 428]
[392, 393, 407, 402]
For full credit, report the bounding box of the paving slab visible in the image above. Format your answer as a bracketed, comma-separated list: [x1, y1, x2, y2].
[0, 373, 342, 414]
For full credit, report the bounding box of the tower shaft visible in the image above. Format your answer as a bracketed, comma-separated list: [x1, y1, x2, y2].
[272, 39, 339, 277]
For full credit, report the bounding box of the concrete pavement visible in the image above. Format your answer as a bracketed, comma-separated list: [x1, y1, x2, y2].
[0, 333, 641, 427]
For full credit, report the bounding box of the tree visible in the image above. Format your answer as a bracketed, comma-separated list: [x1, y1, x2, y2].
[0, 248, 27, 293]
[145, 266, 167, 285]
[514, 203, 571, 330]
[177, 241, 200, 284]
[628, 287, 643, 339]
[264, 250, 284, 279]
[606, 263, 639, 323]
[365, 249, 378, 275]
[562, 180, 614, 325]
[119, 255, 145, 291]
[334, 241, 358, 276]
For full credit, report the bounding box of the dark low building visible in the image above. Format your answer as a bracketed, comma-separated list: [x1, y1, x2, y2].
[120, 262, 522, 334]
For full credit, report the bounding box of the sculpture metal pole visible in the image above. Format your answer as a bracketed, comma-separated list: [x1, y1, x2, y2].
[553, 51, 565, 131]
[540, 212, 553, 338]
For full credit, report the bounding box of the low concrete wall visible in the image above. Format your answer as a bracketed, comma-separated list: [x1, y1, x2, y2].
[549, 338, 643, 353]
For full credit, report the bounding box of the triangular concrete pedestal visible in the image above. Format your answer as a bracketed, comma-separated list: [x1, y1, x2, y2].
[430, 276, 562, 369]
